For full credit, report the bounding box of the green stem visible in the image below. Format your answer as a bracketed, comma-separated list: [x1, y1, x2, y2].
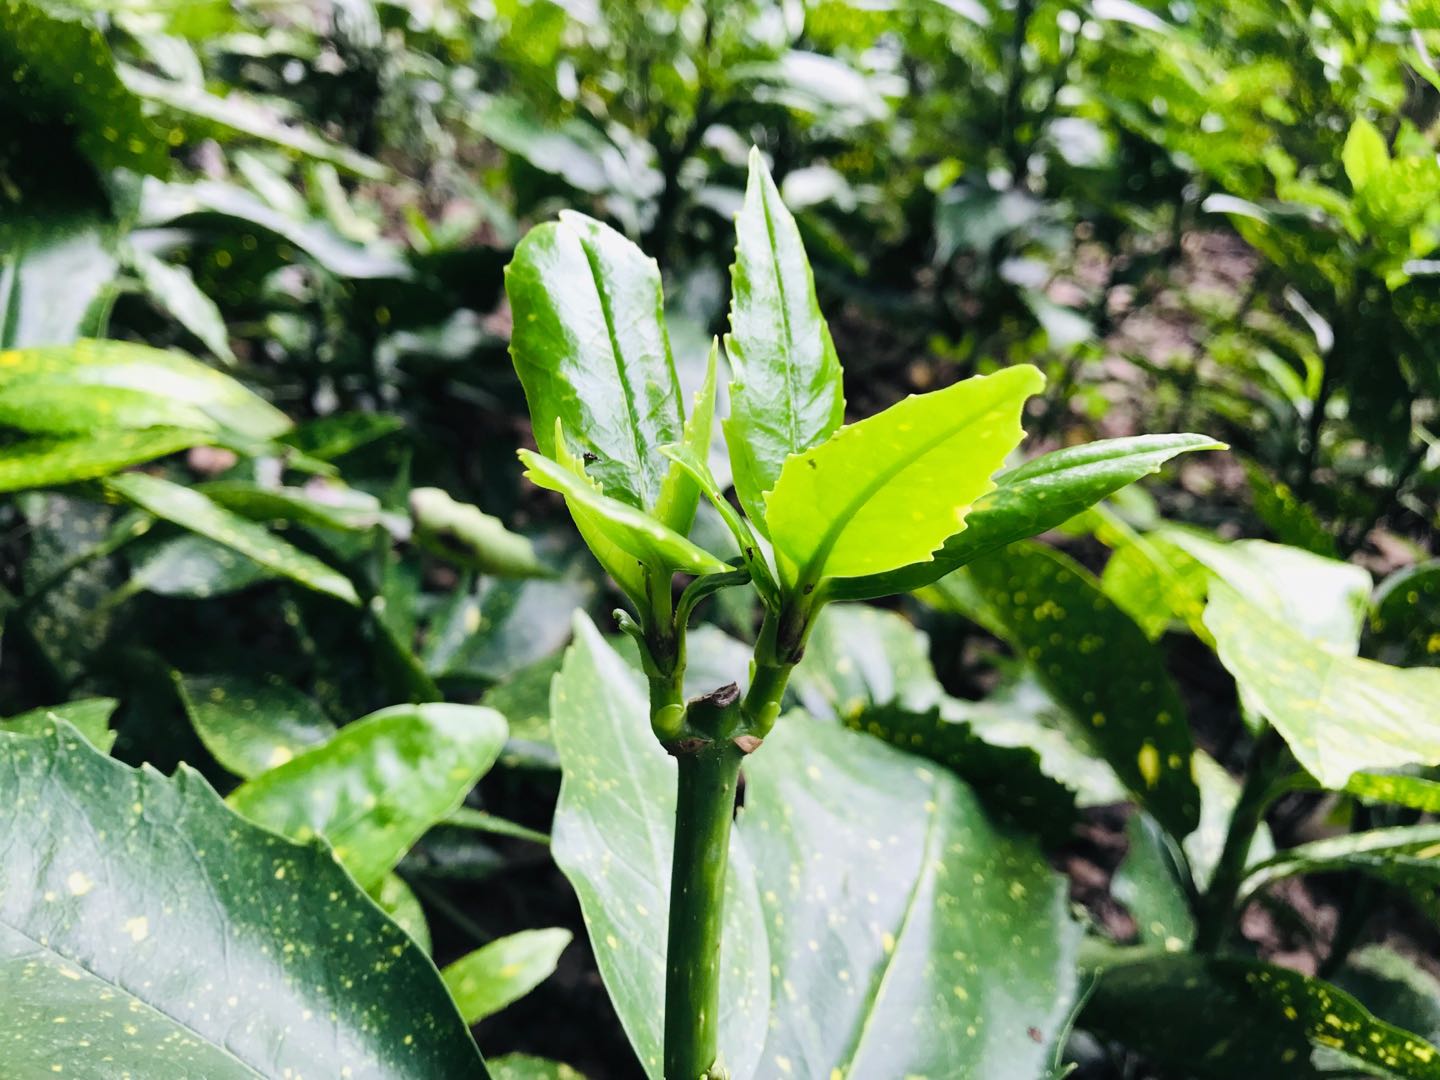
[664, 742, 743, 1080]
[1195, 727, 1287, 952]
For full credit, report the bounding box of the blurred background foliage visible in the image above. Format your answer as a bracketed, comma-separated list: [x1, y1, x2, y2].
[1, 0, 1439, 1076]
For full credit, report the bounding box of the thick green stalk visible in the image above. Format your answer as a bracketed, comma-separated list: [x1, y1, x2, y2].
[664, 741, 743, 1080]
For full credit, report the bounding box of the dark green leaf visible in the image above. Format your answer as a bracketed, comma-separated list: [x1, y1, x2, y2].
[965, 542, 1201, 839]
[129, 533, 275, 598]
[0, 721, 484, 1078]
[175, 673, 337, 779]
[1111, 813, 1194, 949]
[128, 247, 237, 364]
[1239, 823, 1440, 917]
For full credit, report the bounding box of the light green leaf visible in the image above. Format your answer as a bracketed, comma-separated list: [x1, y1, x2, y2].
[1084, 952, 1440, 1078]
[519, 449, 730, 579]
[965, 542, 1202, 839]
[0, 339, 289, 440]
[1185, 751, 1274, 891]
[1111, 813, 1194, 950]
[105, 472, 361, 606]
[200, 479, 390, 534]
[739, 714, 1081, 1078]
[1343, 772, 1440, 813]
[1343, 117, 1391, 193]
[653, 339, 718, 537]
[228, 703, 507, 891]
[374, 873, 431, 953]
[1205, 583, 1440, 789]
[175, 673, 338, 779]
[442, 928, 572, 1024]
[409, 487, 550, 577]
[830, 433, 1224, 601]
[1099, 532, 1210, 640]
[507, 211, 683, 511]
[3, 697, 117, 752]
[0, 428, 205, 493]
[489, 1055, 587, 1080]
[128, 247, 237, 364]
[0, 720, 485, 1078]
[766, 366, 1044, 587]
[789, 604, 942, 720]
[549, 615, 769, 1080]
[724, 147, 846, 531]
[1239, 823, 1440, 916]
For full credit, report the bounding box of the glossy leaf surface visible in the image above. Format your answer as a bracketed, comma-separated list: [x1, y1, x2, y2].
[442, 928, 573, 1024]
[1206, 583, 1440, 788]
[228, 703, 507, 891]
[176, 673, 338, 779]
[106, 472, 361, 606]
[0, 721, 484, 1078]
[765, 366, 1043, 585]
[0, 428, 204, 493]
[725, 148, 846, 531]
[507, 211, 683, 510]
[832, 433, 1223, 600]
[966, 542, 1201, 839]
[740, 715, 1081, 1079]
[410, 487, 550, 577]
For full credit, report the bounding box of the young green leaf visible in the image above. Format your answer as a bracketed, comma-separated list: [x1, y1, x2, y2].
[651, 339, 718, 536]
[1205, 583, 1440, 789]
[175, 673, 338, 779]
[1343, 117, 1390, 193]
[0, 721, 485, 1078]
[105, 471, 362, 606]
[548, 615, 769, 1080]
[507, 211, 683, 511]
[964, 542, 1202, 839]
[831, 433, 1225, 601]
[725, 147, 846, 531]
[441, 927, 573, 1024]
[519, 449, 730, 579]
[227, 703, 507, 891]
[765, 365, 1044, 587]
[738, 714, 1081, 1079]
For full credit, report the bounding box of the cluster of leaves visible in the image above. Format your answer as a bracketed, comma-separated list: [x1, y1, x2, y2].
[1, 0, 1439, 1079]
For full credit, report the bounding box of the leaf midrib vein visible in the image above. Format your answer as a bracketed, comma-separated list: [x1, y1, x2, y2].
[759, 184, 801, 455]
[577, 235, 649, 498]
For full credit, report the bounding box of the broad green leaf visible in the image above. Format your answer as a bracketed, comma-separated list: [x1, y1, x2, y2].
[1111, 813, 1194, 950]
[119, 65, 388, 180]
[3, 697, 117, 752]
[519, 449, 730, 578]
[0, 340, 290, 440]
[0, 721, 485, 1078]
[1205, 583, 1440, 789]
[652, 339, 718, 536]
[1099, 531, 1209, 640]
[228, 703, 507, 891]
[441, 928, 573, 1024]
[766, 366, 1044, 586]
[507, 211, 683, 510]
[374, 873, 431, 953]
[965, 542, 1202, 839]
[129, 533, 276, 597]
[724, 148, 846, 531]
[1083, 952, 1440, 1078]
[0, 428, 203, 493]
[0, 0, 168, 177]
[490, 1055, 587, 1080]
[128, 246, 237, 364]
[1344, 118, 1391, 192]
[549, 615, 769, 1080]
[175, 673, 338, 778]
[789, 604, 941, 720]
[1334, 947, 1440, 1047]
[831, 433, 1225, 600]
[106, 472, 361, 606]
[1239, 823, 1440, 917]
[409, 487, 550, 577]
[739, 714, 1081, 1079]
